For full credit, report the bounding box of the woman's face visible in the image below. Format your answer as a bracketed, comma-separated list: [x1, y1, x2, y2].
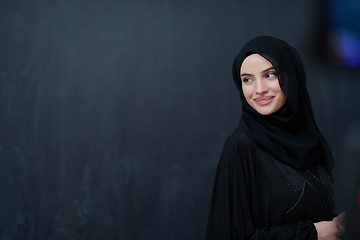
[240, 54, 287, 115]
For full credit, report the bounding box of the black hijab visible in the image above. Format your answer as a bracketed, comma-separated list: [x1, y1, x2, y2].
[233, 36, 334, 177]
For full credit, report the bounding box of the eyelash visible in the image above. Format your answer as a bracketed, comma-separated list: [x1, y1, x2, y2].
[266, 72, 277, 78]
[242, 71, 277, 83]
[242, 78, 252, 83]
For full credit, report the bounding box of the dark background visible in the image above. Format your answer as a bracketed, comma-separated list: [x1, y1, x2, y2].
[1, 0, 359, 239]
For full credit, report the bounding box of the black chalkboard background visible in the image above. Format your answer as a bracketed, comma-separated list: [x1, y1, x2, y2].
[1, 0, 359, 239]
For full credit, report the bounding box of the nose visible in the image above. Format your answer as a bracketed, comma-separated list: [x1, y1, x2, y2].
[255, 79, 268, 94]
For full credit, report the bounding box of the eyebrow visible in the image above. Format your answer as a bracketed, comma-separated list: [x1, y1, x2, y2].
[240, 67, 275, 77]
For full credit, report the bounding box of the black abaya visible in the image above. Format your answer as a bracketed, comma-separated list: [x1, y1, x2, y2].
[205, 132, 334, 239]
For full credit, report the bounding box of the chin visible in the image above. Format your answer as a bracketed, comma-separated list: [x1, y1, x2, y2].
[257, 111, 273, 116]
[255, 107, 278, 116]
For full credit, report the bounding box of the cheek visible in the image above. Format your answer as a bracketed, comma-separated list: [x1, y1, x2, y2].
[271, 82, 284, 96]
[242, 84, 252, 101]
[270, 81, 287, 106]
[269, 80, 281, 89]
[279, 92, 287, 106]
[275, 84, 287, 107]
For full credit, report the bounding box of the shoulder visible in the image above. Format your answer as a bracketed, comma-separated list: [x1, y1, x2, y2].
[218, 132, 257, 168]
[222, 132, 256, 153]
[215, 132, 259, 186]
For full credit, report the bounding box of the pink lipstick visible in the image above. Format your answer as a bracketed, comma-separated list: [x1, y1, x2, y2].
[254, 96, 274, 106]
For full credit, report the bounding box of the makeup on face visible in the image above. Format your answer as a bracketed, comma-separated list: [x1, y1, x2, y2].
[240, 54, 287, 115]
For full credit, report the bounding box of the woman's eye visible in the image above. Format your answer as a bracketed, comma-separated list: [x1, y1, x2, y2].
[242, 78, 252, 83]
[266, 72, 277, 79]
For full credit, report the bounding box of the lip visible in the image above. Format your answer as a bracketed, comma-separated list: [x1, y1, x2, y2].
[254, 96, 274, 106]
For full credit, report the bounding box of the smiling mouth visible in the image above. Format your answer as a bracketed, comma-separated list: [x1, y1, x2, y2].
[254, 96, 274, 106]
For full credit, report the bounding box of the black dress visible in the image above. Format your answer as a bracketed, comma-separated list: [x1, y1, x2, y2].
[205, 132, 335, 240]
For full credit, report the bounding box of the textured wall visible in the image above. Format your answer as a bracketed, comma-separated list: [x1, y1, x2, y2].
[0, 0, 359, 239]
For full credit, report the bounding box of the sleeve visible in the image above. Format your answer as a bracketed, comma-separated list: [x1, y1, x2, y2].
[205, 133, 318, 240]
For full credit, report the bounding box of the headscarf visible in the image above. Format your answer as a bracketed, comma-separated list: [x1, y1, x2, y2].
[233, 36, 334, 177]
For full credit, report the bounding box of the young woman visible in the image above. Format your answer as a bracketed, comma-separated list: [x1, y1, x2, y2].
[205, 36, 345, 240]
